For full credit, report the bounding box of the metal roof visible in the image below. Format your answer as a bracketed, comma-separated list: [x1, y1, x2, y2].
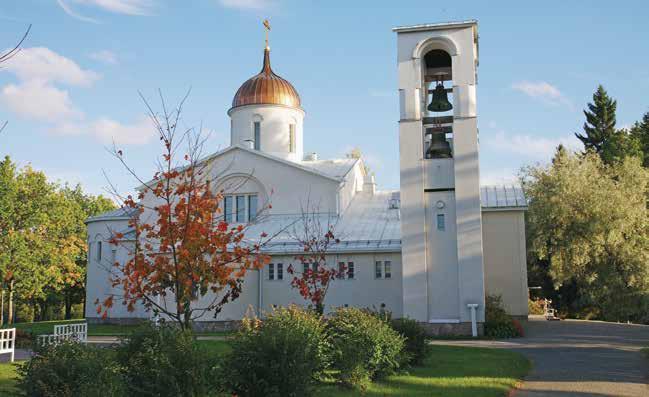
[300, 158, 359, 180]
[393, 20, 478, 33]
[480, 185, 527, 209]
[87, 186, 526, 252]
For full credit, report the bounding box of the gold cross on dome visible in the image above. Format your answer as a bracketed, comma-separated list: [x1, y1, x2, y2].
[263, 19, 271, 48]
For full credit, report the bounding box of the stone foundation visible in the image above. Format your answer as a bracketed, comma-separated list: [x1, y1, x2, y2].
[420, 322, 484, 336]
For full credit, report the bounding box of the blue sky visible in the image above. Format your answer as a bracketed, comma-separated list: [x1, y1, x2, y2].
[1, 0, 649, 197]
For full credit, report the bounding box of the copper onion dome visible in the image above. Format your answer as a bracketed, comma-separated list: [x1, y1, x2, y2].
[231, 48, 301, 110]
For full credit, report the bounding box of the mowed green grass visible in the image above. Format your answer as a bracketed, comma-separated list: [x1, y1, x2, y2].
[0, 342, 529, 397]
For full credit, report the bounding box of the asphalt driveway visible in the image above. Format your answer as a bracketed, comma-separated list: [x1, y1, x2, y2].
[433, 316, 649, 396]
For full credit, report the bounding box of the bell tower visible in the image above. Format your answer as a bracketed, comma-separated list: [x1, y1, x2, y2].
[394, 21, 485, 334]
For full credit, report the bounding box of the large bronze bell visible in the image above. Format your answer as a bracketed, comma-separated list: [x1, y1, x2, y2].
[426, 129, 452, 158]
[427, 83, 453, 113]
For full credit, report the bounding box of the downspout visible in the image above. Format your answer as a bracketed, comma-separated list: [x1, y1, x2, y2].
[257, 268, 263, 317]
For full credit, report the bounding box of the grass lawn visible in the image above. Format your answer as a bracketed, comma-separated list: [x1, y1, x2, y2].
[316, 345, 530, 397]
[0, 342, 529, 397]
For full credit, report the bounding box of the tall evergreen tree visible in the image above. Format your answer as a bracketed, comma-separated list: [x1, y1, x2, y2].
[575, 85, 617, 154]
[631, 111, 649, 167]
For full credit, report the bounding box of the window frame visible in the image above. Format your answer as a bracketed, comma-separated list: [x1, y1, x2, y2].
[289, 124, 296, 153]
[253, 121, 261, 150]
[375, 260, 382, 279]
[268, 263, 275, 281]
[436, 213, 445, 231]
[347, 261, 355, 279]
[384, 260, 392, 279]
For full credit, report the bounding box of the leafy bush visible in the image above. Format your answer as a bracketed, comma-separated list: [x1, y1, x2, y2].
[18, 342, 126, 397]
[390, 317, 429, 365]
[116, 323, 219, 397]
[220, 305, 329, 397]
[327, 307, 405, 389]
[485, 294, 522, 338]
[528, 298, 545, 315]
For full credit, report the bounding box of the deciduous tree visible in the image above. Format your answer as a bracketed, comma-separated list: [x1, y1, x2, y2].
[98, 93, 271, 330]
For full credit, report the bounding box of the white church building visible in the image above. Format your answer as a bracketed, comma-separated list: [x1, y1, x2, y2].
[85, 20, 528, 335]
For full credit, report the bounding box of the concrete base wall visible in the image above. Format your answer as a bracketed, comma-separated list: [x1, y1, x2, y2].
[420, 322, 483, 336]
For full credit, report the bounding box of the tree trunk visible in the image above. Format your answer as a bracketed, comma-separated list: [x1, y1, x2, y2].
[8, 280, 14, 325]
[64, 291, 72, 320]
[0, 288, 4, 326]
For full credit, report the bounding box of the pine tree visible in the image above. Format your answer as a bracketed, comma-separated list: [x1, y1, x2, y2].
[631, 111, 649, 167]
[575, 85, 617, 153]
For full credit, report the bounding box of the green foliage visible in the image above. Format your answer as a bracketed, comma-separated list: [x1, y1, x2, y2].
[18, 342, 126, 397]
[390, 317, 429, 365]
[327, 307, 405, 389]
[528, 298, 545, 315]
[221, 305, 329, 397]
[116, 323, 219, 397]
[0, 156, 116, 324]
[484, 295, 521, 338]
[523, 151, 649, 323]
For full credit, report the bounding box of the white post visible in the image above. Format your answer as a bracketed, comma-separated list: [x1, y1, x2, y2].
[467, 303, 478, 337]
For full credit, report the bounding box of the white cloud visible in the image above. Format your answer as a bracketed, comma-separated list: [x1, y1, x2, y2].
[89, 50, 118, 64]
[219, 0, 274, 10]
[90, 116, 155, 145]
[480, 168, 519, 186]
[487, 130, 580, 161]
[58, 0, 154, 19]
[1, 81, 83, 123]
[3, 47, 100, 86]
[512, 81, 572, 107]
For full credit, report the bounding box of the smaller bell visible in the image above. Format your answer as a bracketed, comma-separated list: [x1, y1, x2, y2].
[427, 83, 453, 113]
[426, 129, 452, 159]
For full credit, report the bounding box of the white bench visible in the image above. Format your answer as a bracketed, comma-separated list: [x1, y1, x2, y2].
[37, 322, 87, 347]
[0, 328, 15, 362]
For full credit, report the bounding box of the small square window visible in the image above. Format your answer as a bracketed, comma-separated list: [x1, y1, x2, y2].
[277, 263, 283, 280]
[375, 261, 382, 279]
[384, 261, 392, 279]
[437, 213, 445, 231]
[268, 263, 274, 280]
[347, 262, 355, 279]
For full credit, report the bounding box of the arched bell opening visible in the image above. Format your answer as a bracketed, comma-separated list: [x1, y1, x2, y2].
[422, 49, 454, 159]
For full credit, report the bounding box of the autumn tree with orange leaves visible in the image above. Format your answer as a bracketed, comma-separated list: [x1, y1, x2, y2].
[97, 93, 271, 330]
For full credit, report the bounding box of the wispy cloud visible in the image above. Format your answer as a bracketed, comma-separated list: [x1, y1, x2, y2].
[2, 47, 100, 86]
[480, 167, 519, 186]
[57, 0, 154, 22]
[219, 0, 274, 10]
[512, 80, 573, 107]
[89, 50, 118, 65]
[487, 130, 580, 161]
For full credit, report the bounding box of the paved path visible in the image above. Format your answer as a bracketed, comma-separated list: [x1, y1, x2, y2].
[433, 317, 649, 396]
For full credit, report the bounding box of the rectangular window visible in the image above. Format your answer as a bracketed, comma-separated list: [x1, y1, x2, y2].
[277, 263, 283, 280]
[236, 195, 246, 222]
[97, 241, 102, 261]
[289, 124, 296, 153]
[302, 263, 309, 274]
[384, 260, 392, 279]
[254, 122, 261, 150]
[248, 194, 258, 222]
[268, 263, 274, 280]
[347, 262, 354, 279]
[375, 261, 382, 279]
[338, 262, 346, 279]
[437, 213, 445, 231]
[224, 196, 233, 223]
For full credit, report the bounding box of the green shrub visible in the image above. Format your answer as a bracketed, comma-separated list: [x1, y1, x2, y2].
[116, 323, 218, 397]
[528, 298, 545, 315]
[390, 317, 429, 365]
[18, 342, 126, 397]
[485, 294, 522, 338]
[220, 305, 329, 397]
[327, 307, 405, 389]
